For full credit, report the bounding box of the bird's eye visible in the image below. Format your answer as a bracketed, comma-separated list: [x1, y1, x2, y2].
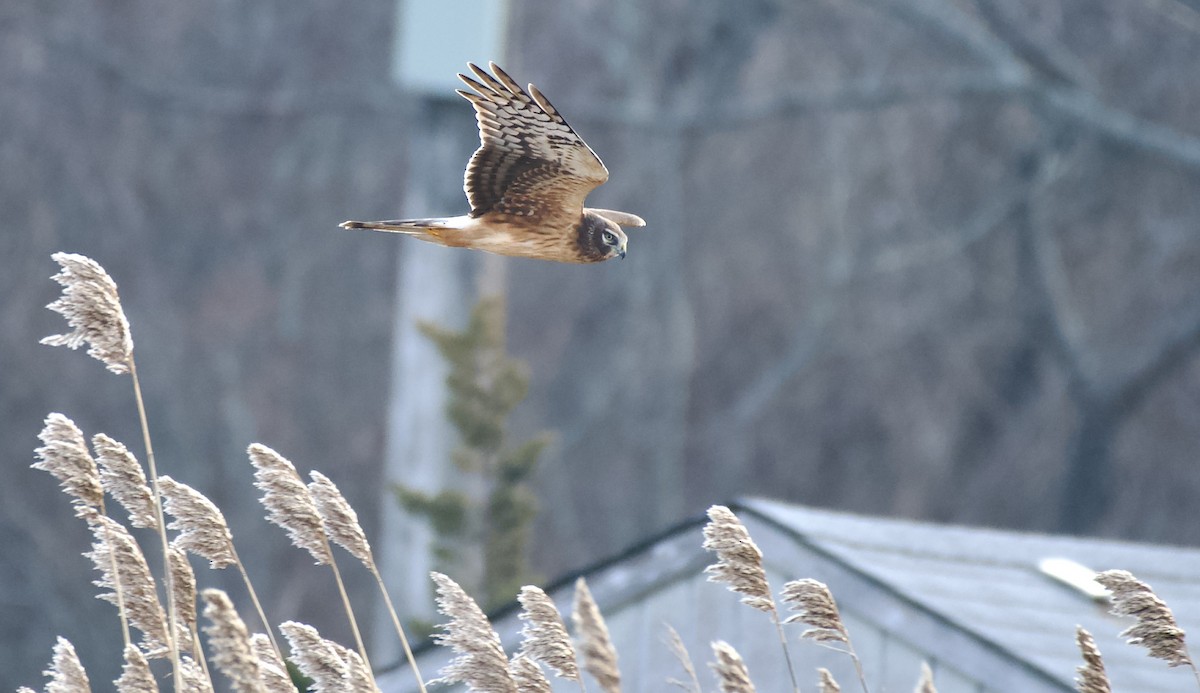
[602, 231, 616, 245]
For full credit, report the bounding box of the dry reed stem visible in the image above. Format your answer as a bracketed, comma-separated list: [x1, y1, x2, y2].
[251, 633, 294, 691]
[701, 506, 774, 613]
[44, 636, 92, 693]
[913, 662, 937, 693]
[84, 512, 171, 657]
[518, 585, 582, 683]
[709, 641, 756, 693]
[431, 571, 518, 693]
[202, 589, 266, 693]
[42, 252, 133, 374]
[93, 433, 157, 529]
[665, 624, 702, 693]
[1095, 570, 1196, 671]
[818, 668, 841, 692]
[1075, 627, 1112, 693]
[573, 577, 622, 693]
[510, 654, 554, 693]
[117, 645, 158, 693]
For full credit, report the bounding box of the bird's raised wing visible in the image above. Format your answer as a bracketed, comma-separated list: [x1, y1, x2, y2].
[456, 62, 609, 226]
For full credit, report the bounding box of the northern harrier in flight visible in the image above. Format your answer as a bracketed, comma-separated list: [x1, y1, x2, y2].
[341, 62, 645, 263]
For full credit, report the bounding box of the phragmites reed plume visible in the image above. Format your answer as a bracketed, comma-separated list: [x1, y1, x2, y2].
[34, 413, 103, 510]
[308, 470, 427, 693]
[42, 252, 133, 373]
[431, 571, 517, 692]
[701, 506, 774, 612]
[913, 662, 937, 693]
[702, 506, 800, 692]
[510, 654, 553, 693]
[308, 470, 371, 566]
[780, 579, 850, 644]
[573, 576, 622, 693]
[665, 624, 702, 693]
[709, 641, 756, 693]
[41, 636, 92, 693]
[818, 668, 842, 692]
[201, 589, 265, 693]
[42, 252, 183, 687]
[84, 512, 171, 657]
[168, 546, 199, 655]
[249, 444, 372, 669]
[1095, 570, 1195, 668]
[1074, 627, 1112, 693]
[247, 444, 332, 565]
[518, 585, 581, 682]
[251, 633, 293, 691]
[179, 656, 215, 693]
[157, 476, 236, 568]
[93, 433, 156, 529]
[280, 621, 378, 693]
[116, 645, 158, 693]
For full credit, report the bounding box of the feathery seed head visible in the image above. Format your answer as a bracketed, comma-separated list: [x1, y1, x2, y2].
[92, 433, 156, 529]
[251, 633, 294, 691]
[701, 506, 774, 613]
[169, 546, 198, 653]
[44, 636, 92, 693]
[42, 252, 133, 373]
[510, 654, 553, 693]
[201, 589, 265, 693]
[158, 476, 237, 569]
[780, 579, 849, 644]
[914, 662, 938, 693]
[34, 413, 103, 510]
[116, 645, 158, 693]
[308, 470, 373, 567]
[1074, 626, 1112, 693]
[572, 577, 622, 693]
[85, 513, 170, 656]
[431, 571, 517, 693]
[281, 621, 376, 693]
[665, 624, 701, 693]
[179, 656, 215, 693]
[248, 444, 332, 565]
[518, 585, 579, 681]
[709, 641, 756, 693]
[1095, 569, 1192, 667]
[817, 668, 841, 693]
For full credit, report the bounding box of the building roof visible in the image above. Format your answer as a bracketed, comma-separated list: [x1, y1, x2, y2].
[379, 498, 1200, 692]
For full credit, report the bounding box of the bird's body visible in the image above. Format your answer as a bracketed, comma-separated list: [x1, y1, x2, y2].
[341, 63, 645, 263]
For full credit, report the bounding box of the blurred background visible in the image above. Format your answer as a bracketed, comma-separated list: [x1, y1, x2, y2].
[5, 0, 1200, 688]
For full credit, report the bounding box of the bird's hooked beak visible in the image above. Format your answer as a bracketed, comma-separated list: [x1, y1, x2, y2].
[618, 240, 627, 259]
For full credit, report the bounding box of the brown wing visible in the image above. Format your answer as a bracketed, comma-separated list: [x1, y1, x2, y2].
[456, 62, 609, 227]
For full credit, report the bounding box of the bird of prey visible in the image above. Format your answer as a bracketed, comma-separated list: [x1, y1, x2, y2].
[341, 62, 645, 263]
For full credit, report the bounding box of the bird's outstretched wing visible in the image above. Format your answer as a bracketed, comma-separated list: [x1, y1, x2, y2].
[456, 62, 609, 227]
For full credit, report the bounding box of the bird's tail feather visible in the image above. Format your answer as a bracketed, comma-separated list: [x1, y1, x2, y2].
[339, 218, 451, 235]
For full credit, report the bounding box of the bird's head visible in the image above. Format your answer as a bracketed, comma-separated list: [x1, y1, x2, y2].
[578, 212, 628, 262]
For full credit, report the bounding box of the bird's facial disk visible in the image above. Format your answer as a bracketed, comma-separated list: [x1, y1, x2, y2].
[600, 225, 628, 260]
